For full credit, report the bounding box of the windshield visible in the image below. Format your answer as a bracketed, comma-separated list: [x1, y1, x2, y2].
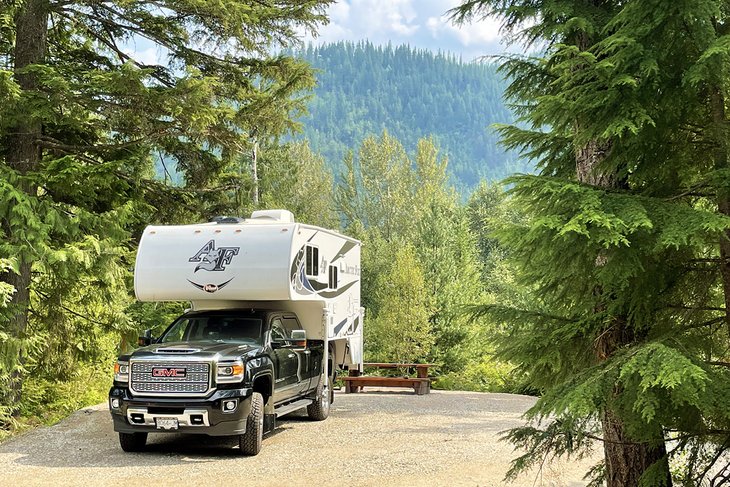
[159, 313, 263, 345]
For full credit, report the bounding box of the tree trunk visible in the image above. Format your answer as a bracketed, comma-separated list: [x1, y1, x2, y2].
[1, 0, 48, 409]
[251, 137, 259, 207]
[602, 408, 670, 486]
[710, 87, 730, 337]
[575, 139, 671, 485]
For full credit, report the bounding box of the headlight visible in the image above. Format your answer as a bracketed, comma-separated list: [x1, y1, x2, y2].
[217, 360, 244, 384]
[114, 361, 129, 383]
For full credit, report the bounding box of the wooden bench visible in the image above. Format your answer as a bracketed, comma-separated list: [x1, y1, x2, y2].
[342, 376, 431, 395]
[341, 363, 436, 395]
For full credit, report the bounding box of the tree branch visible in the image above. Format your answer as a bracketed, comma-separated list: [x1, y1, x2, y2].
[37, 133, 164, 153]
[32, 289, 111, 328]
[667, 305, 726, 312]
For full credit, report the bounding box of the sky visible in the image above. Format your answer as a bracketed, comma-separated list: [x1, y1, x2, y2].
[301, 0, 509, 62]
[125, 1, 511, 66]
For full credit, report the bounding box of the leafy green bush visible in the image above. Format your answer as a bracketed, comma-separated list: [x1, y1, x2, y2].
[0, 334, 116, 442]
[433, 356, 524, 393]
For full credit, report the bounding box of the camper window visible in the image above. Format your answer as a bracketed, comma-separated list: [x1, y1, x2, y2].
[329, 265, 338, 289]
[306, 245, 319, 276]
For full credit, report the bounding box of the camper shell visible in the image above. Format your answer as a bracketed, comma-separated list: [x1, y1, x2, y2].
[134, 208, 364, 365]
[109, 210, 363, 455]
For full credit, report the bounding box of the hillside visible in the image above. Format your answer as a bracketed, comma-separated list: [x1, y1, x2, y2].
[293, 42, 530, 192]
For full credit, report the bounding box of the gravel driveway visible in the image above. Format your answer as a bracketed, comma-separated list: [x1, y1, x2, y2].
[0, 389, 598, 486]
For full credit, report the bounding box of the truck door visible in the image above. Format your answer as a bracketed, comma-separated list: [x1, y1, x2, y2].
[283, 316, 314, 395]
[271, 318, 300, 404]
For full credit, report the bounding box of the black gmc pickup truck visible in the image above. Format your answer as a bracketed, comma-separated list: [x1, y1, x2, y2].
[109, 309, 333, 455]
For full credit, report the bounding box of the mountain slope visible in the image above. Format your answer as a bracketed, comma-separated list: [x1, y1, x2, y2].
[294, 42, 530, 192]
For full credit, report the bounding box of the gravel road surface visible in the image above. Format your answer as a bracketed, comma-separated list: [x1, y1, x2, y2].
[0, 389, 598, 486]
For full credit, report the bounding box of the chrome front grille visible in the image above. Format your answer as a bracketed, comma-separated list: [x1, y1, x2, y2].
[130, 361, 211, 396]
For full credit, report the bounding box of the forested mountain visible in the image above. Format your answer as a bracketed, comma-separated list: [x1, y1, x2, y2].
[293, 42, 529, 191]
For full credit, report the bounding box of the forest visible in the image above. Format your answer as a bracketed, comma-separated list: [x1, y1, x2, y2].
[292, 41, 529, 192]
[2, 0, 730, 486]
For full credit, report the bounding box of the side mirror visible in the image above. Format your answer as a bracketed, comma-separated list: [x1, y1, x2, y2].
[271, 330, 307, 349]
[290, 330, 307, 348]
[137, 329, 153, 347]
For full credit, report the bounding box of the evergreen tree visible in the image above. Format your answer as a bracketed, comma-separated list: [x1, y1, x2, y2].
[454, 0, 730, 485]
[0, 0, 332, 415]
[293, 41, 528, 191]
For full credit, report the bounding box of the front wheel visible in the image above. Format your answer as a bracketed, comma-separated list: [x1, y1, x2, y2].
[307, 380, 330, 421]
[239, 392, 264, 455]
[119, 432, 147, 452]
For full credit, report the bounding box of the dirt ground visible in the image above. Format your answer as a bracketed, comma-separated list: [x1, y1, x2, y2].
[0, 389, 600, 486]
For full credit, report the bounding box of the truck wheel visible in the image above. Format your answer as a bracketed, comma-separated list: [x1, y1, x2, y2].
[307, 380, 330, 421]
[239, 392, 264, 455]
[119, 432, 147, 452]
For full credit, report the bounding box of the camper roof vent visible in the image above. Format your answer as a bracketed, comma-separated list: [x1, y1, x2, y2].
[250, 209, 295, 223]
[211, 216, 245, 224]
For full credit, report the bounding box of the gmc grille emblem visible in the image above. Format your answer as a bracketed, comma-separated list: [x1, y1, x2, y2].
[151, 367, 187, 378]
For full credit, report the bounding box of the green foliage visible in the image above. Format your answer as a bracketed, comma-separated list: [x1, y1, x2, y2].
[455, 0, 730, 484]
[258, 141, 339, 229]
[336, 132, 490, 374]
[293, 41, 529, 191]
[366, 244, 433, 363]
[434, 355, 517, 393]
[0, 0, 332, 430]
[0, 161, 136, 407]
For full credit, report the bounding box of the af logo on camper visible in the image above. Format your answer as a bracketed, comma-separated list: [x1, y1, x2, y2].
[187, 240, 240, 293]
[189, 240, 240, 272]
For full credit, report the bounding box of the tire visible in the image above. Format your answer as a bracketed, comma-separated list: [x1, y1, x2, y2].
[119, 432, 147, 452]
[239, 392, 264, 455]
[307, 379, 331, 421]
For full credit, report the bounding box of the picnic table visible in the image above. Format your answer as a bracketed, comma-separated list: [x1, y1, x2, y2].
[341, 362, 436, 395]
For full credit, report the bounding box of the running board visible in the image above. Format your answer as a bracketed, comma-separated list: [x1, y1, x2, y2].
[275, 399, 313, 418]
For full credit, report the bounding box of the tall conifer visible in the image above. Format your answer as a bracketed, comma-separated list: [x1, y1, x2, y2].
[0, 0, 332, 412]
[454, 1, 730, 484]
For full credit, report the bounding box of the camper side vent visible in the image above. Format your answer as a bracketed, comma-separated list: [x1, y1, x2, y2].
[250, 209, 295, 223]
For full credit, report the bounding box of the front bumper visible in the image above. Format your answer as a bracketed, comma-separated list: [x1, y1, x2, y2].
[109, 385, 253, 436]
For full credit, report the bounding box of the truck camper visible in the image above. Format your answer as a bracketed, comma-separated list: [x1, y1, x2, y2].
[109, 209, 363, 455]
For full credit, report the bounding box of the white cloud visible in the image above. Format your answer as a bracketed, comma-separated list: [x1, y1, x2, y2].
[300, 0, 516, 60]
[329, 0, 351, 23]
[426, 14, 501, 46]
[347, 0, 420, 40]
[316, 21, 354, 44]
[122, 44, 167, 66]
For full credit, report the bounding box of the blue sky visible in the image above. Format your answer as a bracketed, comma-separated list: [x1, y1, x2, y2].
[302, 0, 508, 61]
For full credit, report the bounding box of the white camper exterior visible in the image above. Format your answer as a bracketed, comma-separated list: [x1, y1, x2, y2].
[134, 210, 364, 373]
